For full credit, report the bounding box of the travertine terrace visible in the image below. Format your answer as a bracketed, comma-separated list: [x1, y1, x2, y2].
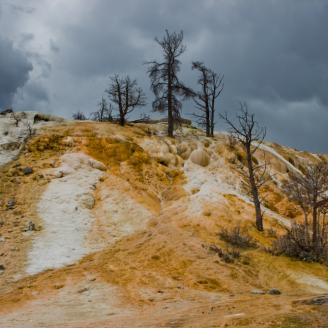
[0, 113, 327, 327]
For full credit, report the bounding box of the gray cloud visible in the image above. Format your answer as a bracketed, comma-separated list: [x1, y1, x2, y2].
[9, 3, 35, 14]
[0, 37, 33, 108]
[14, 80, 49, 111]
[49, 39, 60, 53]
[1, 0, 328, 152]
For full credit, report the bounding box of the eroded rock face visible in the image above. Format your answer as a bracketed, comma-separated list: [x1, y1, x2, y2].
[0, 111, 63, 167]
[190, 149, 210, 167]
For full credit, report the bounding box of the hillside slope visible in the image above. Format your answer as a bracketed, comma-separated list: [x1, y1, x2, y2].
[0, 114, 327, 327]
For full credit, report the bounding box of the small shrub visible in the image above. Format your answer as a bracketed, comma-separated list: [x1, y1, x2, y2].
[266, 227, 277, 238]
[218, 226, 257, 248]
[288, 157, 295, 166]
[227, 134, 237, 149]
[209, 244, 240, 263]
[72, 111, 86, 120]
[270, 224, 328, 264]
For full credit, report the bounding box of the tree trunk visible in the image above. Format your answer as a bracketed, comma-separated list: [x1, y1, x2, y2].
[210, 105, 214, 137]
[210, 93, 215, 137]
[246, 145, 264, 231]
[119, 116, 125, 126]
[167, 70, 174, 137]
[100, 107, 104, 122]
[304, 210, 309, 246]
[205, 107, 210, 137]
[312, 205, 318, 247]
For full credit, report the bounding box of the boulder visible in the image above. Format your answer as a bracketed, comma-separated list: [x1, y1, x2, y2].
[190, 149, 210, 167]
[89, 159, 106, 171]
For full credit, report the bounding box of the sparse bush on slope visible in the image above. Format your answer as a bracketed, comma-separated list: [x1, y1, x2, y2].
[270, 224, 328, 264]
[209, 244, 240, 263]
[275, 162, 328, 264]
[219, 226, 257, 249]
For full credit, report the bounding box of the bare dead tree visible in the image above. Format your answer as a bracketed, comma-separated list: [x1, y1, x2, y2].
[26, 121, 35, 137]
[90, 97, 113, 122]
[192, 62, 224, 137]
[106, 74, 146, 126]
[146, 30, 193, 137]
[72, 111, 87, 120]
[283, 162, 328, 248]
[11, 112, 21, 127]
[220, 103, 267, 231]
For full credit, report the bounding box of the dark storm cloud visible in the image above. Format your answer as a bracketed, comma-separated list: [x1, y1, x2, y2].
[9, 3, 35, 14]
[0, 37, 33, 108]
[14, 80, 49, 110]
[1, 0, 328, 151]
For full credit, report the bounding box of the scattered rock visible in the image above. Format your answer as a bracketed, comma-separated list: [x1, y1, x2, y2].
[6, 198, 16, 210]
[27, 221, 36, 232]
[55, 170, 64, 178]
[268, 288, 281, 295]
[0, 236, 4, 242]
[89, 159, 106, 171]
[54, 284, 65, 290]
[0, 108, 13, 115]
[77, 287, 89, 294]
[0, 264, 5, 274]
[190, 149, 210, 167]
[22, 167, 33, 175]
[251, 289, 266, 295]
[298, 295, 328, 305]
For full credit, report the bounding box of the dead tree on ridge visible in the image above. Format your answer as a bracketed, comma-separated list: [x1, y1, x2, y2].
[147, 30, 193, 137]
[91, 97, 113, 122]
[220, 103, 267, 231]
[11, 111, 21, 127]
[72, 111, 86, 120]
[192, 61, 224, 137]
[106, 74, 146, 126]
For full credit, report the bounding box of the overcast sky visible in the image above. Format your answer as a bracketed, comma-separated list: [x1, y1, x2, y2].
[0, 0, 327, 152]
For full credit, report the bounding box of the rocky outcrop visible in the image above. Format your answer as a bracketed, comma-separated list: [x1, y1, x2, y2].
[0, 111, 63, 167]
